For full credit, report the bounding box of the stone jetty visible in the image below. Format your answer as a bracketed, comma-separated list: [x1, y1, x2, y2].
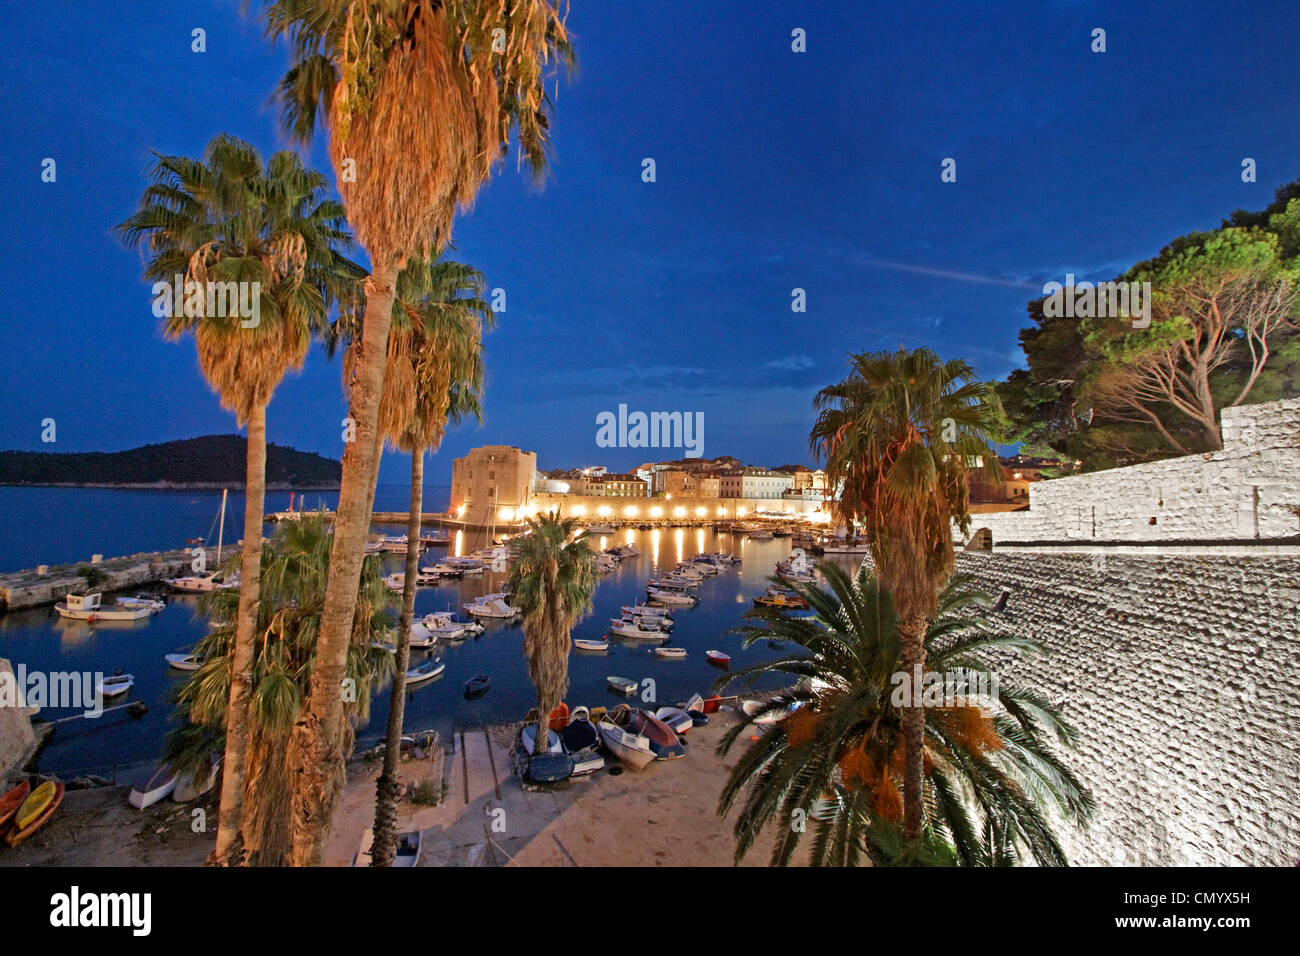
[0, 548, 194, 612]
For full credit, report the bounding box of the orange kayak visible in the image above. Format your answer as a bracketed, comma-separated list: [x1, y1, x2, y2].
[6, 780, 64, 847]
[0, 780, 31, 830]
[548, 702, 570, 732]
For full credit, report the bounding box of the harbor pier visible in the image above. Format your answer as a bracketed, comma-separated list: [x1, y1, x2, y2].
[0, 548, 194, 613]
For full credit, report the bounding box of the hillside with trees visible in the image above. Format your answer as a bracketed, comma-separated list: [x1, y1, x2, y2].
[0, 435, 341, 488]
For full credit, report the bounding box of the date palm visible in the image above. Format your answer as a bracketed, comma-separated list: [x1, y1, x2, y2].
[810, 347, 1003, 845]
[117, 134, 359, 865]
[364, 255, 491, 866]
[165, 515, 394, 866]
[715, 562, 1093, 866]
[260, 0, 573, 864]
[508, 511, 597, 763]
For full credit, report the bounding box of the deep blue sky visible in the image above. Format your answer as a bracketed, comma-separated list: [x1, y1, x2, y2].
[2, 1, 1299, 488]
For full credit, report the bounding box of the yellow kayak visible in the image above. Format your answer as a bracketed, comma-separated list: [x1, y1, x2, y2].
[15, 781, 55, 831]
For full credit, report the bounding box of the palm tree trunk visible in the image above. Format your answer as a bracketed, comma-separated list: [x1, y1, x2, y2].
[289, 266, 397, 866]
[899, 613, 927, 842]
[209, 401, 267, 867]
[372, 447, 424, 866]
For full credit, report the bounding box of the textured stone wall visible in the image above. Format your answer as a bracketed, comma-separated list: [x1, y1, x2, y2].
[967, 397, 1300, 544]
[0, 659, 37, 780]
[954, 550, 1300, 866]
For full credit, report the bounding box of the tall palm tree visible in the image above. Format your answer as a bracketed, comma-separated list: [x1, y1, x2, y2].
[366, 256, 491, 866]
[164, 515, 394, 866]
[715, 562, 1093, 866]
[117, 134, 359, 865]
[260, 0, 574, 864]
[508, 511, 597, 761]
[810, 347, 1002, 844]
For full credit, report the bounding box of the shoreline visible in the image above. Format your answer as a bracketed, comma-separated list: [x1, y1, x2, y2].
[0, 482, 340, 491]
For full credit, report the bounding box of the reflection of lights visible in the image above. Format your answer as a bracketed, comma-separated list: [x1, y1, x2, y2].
[453, 530, 465, 557]
[598, 505, 612, 517]
[650, 506, 663, 518]
[675, 527, 685, 563]
[673, 506, 686, 518]
[624, 506, 639, 517]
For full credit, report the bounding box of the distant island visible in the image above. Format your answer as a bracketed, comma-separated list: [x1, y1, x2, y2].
[0, 435, 341, 489]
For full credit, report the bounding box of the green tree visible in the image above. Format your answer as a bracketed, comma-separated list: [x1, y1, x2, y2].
[715, 563, 1093, 866]
[165, 515, 394, 866]
[260, 0, 574, 865]
[117, 134, 359, 865]
[810, 347, 1002, 843]
[508, 511, 597, 763]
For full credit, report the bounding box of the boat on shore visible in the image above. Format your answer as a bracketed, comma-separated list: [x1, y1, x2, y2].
[5, 780, 64, 847]
[597, 711, 656, 770]
[611, 704, 685, 760]
[0, 780, 32, 830]
[128, 764, 180, 809]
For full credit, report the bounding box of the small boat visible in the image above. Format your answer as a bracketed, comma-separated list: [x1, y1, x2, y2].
[622, 603, 671, 619]
[405, 658, 445, 686]
[548, 702, 570, 731]
[55, 592, 162, 622]
[583, 524, 616, 535]
[421, 611, 468, 640]
[528, 752, 576, 783]
[96, 673, 135, 699]
[654, 706, 694, 734]
[606, 676, 638, 696]
[405, 622, 438, 649]
[705, 650, 731, 666]
[612, 704, 685, 761]
[754, 591, 809, 610]
[570, 750, 605, 776]
[0, 780, 32, 830]
[172, 756, 221, 802]
[165, 571, 229, 594]
[5, 780, 64, 846]
[560, 706, 601, 757]
[464, 674, 490, 697]
[128, 764, 180, 809]
[368, 640, 397, 654]
[653, 646, 687, 660]
[573, 638, 609, 653]
[352, 828, 422, 867]
[748, 529, 774, 540]
[164, 652, 202, 671]
[521, 725, 563, 755]
[464, 596, 518, 619]
[611, 619, 668, 641]
[741, 699, 790, 725]
[597, 713, 656, 771]
[647, 588, 696, 608]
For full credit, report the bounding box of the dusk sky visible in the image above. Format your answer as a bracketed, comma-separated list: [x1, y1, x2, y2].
[3, 0, 1299, 487]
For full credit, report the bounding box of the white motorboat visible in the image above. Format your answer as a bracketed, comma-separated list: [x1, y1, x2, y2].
[647, 588, 696, 607]
[405, 621, 438, 649]
[622, 602, 671, 619]
[464, 596, 518, 619]
[164, 652, 202, 671]
[165, 570, 230, 594]
[96, 673, 135, 699]
[55, 593, 162, 622]
[597, 716, 656, 770]
[128, 763, 180, 809]
[611, 619, 668, 641]
[420, 611, 467, 640]
[653, 646, 687, 660]
[521, 725, 564, 755]
[405, 658, 445, 685]
[573, 638, 609, 652]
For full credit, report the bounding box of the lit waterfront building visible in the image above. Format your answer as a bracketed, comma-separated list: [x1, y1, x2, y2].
[449, 445, 537, 525]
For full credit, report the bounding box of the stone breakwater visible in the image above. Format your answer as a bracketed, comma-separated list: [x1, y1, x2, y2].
[0, 549, 194, 612]
[955, 549, 1300, 866]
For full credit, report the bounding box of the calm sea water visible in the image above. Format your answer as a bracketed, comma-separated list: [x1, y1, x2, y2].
[0, 487, 845, 776]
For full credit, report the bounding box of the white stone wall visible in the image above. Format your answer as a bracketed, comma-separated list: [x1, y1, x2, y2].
[0, 658, 37, 779]
[966, 397, 1300, 544]
[954, 551, 1300, 866]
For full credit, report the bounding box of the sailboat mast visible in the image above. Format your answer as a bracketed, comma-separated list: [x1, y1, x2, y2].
[217, 488, 227, 566]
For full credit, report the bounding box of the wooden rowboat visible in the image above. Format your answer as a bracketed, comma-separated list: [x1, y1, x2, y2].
[6, 780, 64, 846]
[0, 780, 32, 830]
[705, 650, 730, 666]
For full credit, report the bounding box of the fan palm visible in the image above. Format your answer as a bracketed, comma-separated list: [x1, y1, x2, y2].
[508, 511, 597, 762]
[259, 0, 574, 864]
[117, 134, 359, 865]
[362, 255, 491, 866]
[810, 347, 1002, 841]
[164, 515, 394, 866]
[715, 562, 1093, 866]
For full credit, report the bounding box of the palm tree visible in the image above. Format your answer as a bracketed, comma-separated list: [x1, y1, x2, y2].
[117, 134, 359, 865]
[366, 256, 491, 866]
[260, 0, 574, 864]
[810, 347, 1002, 845]
[164, 515, 395, 866]
[508, 511, 597, 761]
[715, 562, 1093, 866]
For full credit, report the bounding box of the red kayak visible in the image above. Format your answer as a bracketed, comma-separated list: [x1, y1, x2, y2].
[0, 780, 31, 830]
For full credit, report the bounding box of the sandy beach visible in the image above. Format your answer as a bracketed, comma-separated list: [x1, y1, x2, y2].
[1, 704, 797, 868]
